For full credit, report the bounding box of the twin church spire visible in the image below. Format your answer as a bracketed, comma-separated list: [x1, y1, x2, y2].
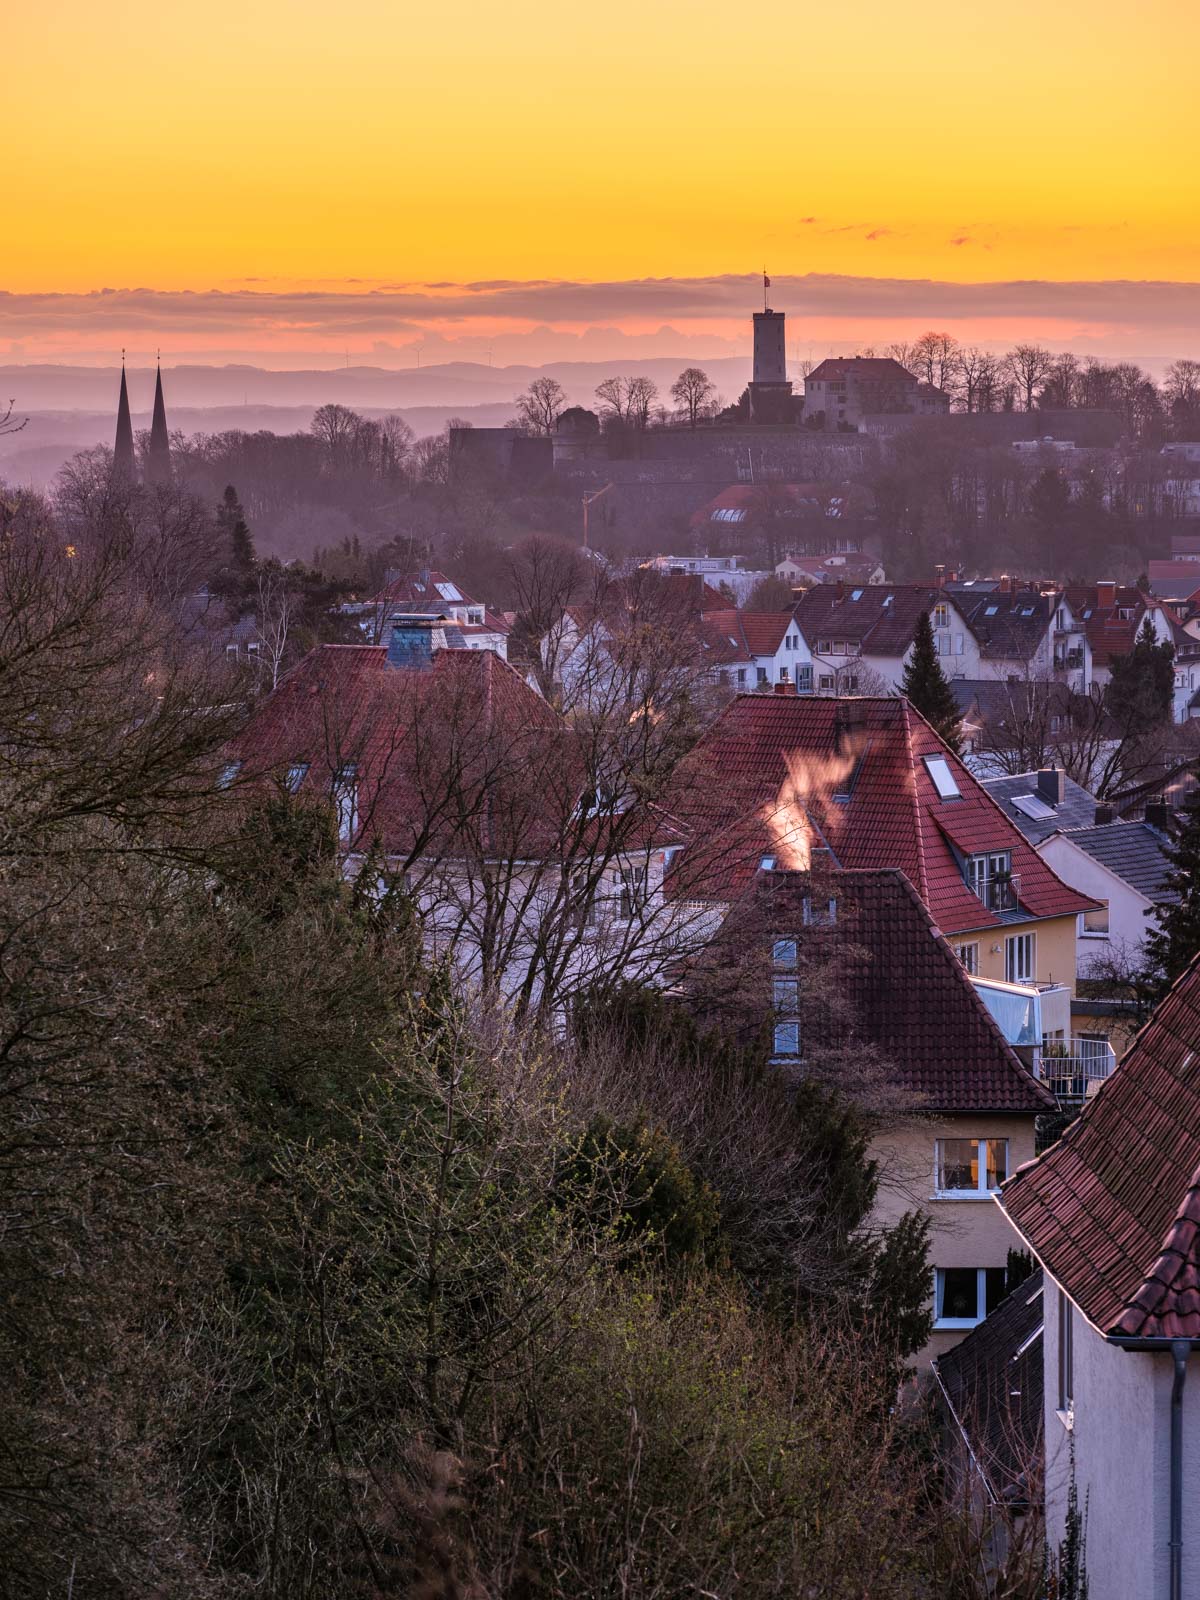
[112, 352, 172, 483]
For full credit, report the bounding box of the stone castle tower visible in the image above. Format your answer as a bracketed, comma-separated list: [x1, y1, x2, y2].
[748, 297, 794, 424]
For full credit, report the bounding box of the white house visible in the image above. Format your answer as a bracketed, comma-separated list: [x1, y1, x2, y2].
[1000, 955, 1200, 1600]
[1037, 816, 1175, 979]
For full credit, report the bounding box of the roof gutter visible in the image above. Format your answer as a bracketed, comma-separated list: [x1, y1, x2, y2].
[1107, 1334, 1196, 1600]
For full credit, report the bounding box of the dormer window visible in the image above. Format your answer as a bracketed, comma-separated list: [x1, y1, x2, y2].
[967, 851, 1018, 912]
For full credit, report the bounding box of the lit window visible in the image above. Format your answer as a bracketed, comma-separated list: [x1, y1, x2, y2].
[924, 755, 961, 800]
[935, 1137, 1008, 1196]
[935, 1267, 1009, 1328]
[934, 603, 949, 628]
[1083, 902, 1110, 936]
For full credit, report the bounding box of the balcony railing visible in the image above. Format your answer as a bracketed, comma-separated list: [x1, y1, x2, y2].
[974, 874, 1021, 913]
[1033, 1037, 1117, 1101]
[1055, 648, 1085, 670]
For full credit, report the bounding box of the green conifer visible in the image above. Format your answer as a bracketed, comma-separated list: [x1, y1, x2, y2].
[1144, 774, 1200, 994]
[901, 609, 964, 755]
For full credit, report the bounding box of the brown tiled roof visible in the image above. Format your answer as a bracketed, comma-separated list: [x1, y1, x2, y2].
[816, 871, 1053, 1112]
[934, 1270, 1045, 1505]
[227, 643, 570, 858]
[373, 569, 479, 608]
[664, 695, 1095, 935]
[955, 590, 1056, 662]
[792, 583, 940, 654]
[807, 357, 917, 383]
[1001, 954, 1200, 1339]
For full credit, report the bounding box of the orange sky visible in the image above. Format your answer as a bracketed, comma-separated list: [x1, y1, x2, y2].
[7, 0, 1199, 361]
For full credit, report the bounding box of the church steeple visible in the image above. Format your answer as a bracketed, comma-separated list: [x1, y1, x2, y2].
[147, 355, 171, 484]
[113, 352, 136, 479]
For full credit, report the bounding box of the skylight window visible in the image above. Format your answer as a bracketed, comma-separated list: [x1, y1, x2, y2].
[851, 588, 864, 600]
[924, 754, 961, 800]
[1012, 793, 1055, 821]
[435, 581, 463, 601]
[985, 604, 999, 616]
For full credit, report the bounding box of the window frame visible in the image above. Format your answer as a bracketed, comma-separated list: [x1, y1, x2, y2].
[934, 1137, 1009, 1199]
[934, 1266, 1009, 1330]
[1082, 901, 1110, 937]
[954, 941, 979, 974]
[1005, 931, 1035, 984]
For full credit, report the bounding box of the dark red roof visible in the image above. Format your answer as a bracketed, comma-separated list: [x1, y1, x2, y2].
[1002, 954, 1200, 1339]
[227, 643, 568, 858]
[664, 695, 1094, 936]
[792, 583, 939, 654]
[372, 568, 480, 608]
[698, 609, 791, 661]
[819, 871, 1053, 1113]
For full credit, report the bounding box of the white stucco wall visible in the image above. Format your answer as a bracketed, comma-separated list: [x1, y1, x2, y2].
[1043, 1282, 1200, 1600]
[1037, 833, 1158, 978]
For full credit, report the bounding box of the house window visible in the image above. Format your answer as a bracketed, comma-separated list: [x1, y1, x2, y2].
[954, 942, 979, 974]
[217, 760, 242, 789]
[935, 1138, 1008, 1196]
[1005, 932, 1035, 984]
[757, 667, 768, 684]
[773, 1018, 800, 1057]
[779, 666, 790, 682]
[935, 1266, 1009, 1329]
[1057, 1289, 1074, 1416]
[1082, 901, 1109, 936]
[772, 938, 798, 969]
[246, 641, 261, 658]
[968, 851, 1015, 911]
[802, 896, 838, 926]
[819, 674, 834, 691]
[796, 664, 813, 692]
[736, 668, 746, 686]
[617, 866, 648, 921]
[333, 763, 359, 843]
[286, 761, 309, 794]
[934, 603, 949, 629]
[817, 639, 832, 653]
[225, 643, 239, 659]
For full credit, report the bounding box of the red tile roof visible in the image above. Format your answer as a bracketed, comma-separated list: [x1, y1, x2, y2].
[664, 695, 1095, 936]
[1002, 954, 1200, 1339]
[817, 871, 1053, 1112]
[792, 583, 939, 655]
[698, 609, 791, 660]
[227, 644, 569, 858]
[372, 568, 480, 608]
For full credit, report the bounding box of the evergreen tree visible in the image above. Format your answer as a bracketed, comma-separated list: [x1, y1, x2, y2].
[901, 609, 964, 755]
[1109, 615, 1174, 727]
[216, 484, 256, 574]
[1144, 773, 1200, 994]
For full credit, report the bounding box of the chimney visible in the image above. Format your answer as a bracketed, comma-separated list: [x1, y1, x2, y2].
[1094, 803, 1115, 826]
[1037, 766, 1064, 806]
[1097, 580, 1117, 609]
[934, 563, 946, 588]
[1000, 574, 1012, 594]
[834, 579, 845, 602]
[773, 680, 798, 695]
[386, 618, 442, 670]
[1145, 800, 1173, 834]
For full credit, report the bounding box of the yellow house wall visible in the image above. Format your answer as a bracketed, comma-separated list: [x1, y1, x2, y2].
[947, 914, 1079, 995]
[872, 1112, 1039, 1365]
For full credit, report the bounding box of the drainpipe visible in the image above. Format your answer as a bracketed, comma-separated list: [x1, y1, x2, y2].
[1171, 1338, 1190, 1600]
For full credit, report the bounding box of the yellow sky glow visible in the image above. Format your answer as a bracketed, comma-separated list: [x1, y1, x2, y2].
[7, 0, 1199, 351]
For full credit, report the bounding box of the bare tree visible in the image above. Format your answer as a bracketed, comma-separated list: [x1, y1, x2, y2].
[514, 376, 567, 436]
[594, 375, 659, 429]
[670, 367, 717, 428]
[0, 397, 27, 435]
[911, 331, 961, 393]
[255, 567, 294, 689]
[1004, 344, 1054, 412]
[956, 347, 1000, 414]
